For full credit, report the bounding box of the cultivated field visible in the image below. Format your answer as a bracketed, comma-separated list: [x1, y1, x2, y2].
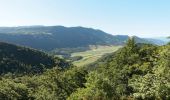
[71, 45, 122, 66]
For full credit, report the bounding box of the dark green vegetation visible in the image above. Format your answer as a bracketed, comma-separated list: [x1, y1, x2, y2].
[68, 38, 170, 100]
[0, 38, 169, 100]
[0, 26, 165, 51]
[0, 42, 70, 75]
[0, 67, 87, 100]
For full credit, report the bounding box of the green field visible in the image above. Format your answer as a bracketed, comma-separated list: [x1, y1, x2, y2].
[71, 45, 122, 66]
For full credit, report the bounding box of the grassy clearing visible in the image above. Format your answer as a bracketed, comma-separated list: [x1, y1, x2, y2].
[71, 45, 122, 66]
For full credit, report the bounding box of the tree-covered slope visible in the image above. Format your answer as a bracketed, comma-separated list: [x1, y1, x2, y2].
[69, 38, 170, 100]
[0, 26, 129, 50]
[0, 42, 70, 74]
[0, 26, 164, 51]
[0, 39, 169, 100]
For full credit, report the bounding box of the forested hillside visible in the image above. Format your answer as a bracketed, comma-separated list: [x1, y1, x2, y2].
[0, 26, 129, 50]
[0, 26, 163, 51]
[0, 42, 70, 75]
[69, 38, 170, 99]
[0, 38, 169, 99]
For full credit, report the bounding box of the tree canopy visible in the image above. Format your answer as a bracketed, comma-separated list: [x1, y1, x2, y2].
[0, 38, 169, 99]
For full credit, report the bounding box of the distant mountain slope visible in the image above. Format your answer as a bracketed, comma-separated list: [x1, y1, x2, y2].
[133, 36, 165, 45]
[0, 26, 162, 51]
[0, 26, 129, 50]
[0, 42, 70, 74]
[151, 37, 170, 44]
[143, 38, 166, 45]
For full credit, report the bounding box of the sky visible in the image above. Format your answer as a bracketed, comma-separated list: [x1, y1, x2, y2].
[0, 0, 170, 37]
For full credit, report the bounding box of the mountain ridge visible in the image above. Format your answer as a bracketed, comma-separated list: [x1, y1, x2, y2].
[0, 26, 164, 51]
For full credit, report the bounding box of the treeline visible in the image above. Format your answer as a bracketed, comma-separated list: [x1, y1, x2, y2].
[0, 38, 169, 99]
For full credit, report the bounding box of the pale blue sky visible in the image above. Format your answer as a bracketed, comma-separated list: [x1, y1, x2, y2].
[0, 0, 170, 37]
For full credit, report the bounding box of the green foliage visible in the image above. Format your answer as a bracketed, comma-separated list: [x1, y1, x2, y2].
[0, 78, 31, 100]
[0, 67, 87, 100]
[0, 38, 169, 100]
[69, 38, 170, 100]
[129, 73, 170, 100]
[0, 42, 70, 75]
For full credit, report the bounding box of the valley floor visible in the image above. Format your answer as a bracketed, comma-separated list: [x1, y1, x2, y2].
[71, 45, 122, 66]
